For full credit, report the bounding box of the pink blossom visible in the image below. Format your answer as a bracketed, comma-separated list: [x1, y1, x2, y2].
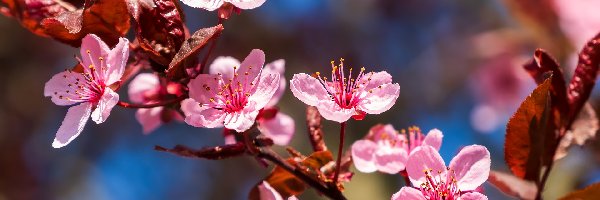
[257, 181, 298, 200]
[44, 34, 129, 148]
[553, 0, 600, 51]
[290, 59, 400, 123]
[179, 0, 265, 11]
[351, 125, 443, 174]
[392, 145, 490, 200]
[180, 49, 280, 132]
[128, 73, 184, 134]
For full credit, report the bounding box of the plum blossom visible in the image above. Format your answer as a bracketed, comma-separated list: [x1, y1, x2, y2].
[128, 73, 184, 134]
[392, 145, 490, 200]
[351, 125, 443, 174]
[290, 59, 400, 123]
[44, 34, 129, 148]
[208, 57, 294, 145]
[180, 49, 280, 132]
[257, 181, 299, 200]
[179, 0, 265, 12]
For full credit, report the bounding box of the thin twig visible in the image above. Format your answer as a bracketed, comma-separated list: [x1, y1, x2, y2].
[332, 122, 346, 186]
[117, 95, 187, 108]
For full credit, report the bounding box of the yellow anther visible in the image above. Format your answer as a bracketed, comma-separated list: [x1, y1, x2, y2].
[86, 50, 91, 54]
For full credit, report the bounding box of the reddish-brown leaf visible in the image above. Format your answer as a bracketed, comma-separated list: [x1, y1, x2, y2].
[555, 103, 599, 160]
[134, 0, 186, 67]
[567, 33, 600, 126]
[505, 77, 552, 180]
[559, 182, 600, 200]
[488, 170, 537, 200]
[0, 0, 80, 36]
[167, 24, 223, 80]
[523, 49, 568, 117]
[41, 0, 130, 47]
[125, 0, 154, 21]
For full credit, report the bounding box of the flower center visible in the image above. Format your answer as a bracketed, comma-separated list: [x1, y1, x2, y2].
[314, 58, 375, 109]
[420, 168, 460, 200]
[53, 50, 107, 103]
[402, 126, 425, 153]
[204, 65, 256, 113]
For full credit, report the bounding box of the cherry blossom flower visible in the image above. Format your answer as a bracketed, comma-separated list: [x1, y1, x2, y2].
[290, 59, 400, 123]
[128, 73, 184, 134]
[351, 125, 443, 174]
[44, 34, 129, 148]
[257, 181, 298, 200]
[392, 145, 490, 200]
[180, 49, 280, 132]
[179, 0, 265, 12]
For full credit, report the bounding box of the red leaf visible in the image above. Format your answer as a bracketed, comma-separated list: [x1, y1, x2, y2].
[555, 103, 599, 160]
[41, 0, 130, 47]
[488, 170, 537, 200]
[134, 0, 187, 66]
[166, 24, 223, 80]
[567, 33, 600, 125]
[0, 0, 80, 36]
[505, 76, 552, 181]
[559, 182, 600, 200]
[125, 0, 154, 21]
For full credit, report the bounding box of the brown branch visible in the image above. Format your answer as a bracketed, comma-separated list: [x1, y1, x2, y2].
[117, 95, 188, 108]
[306, 106, 327, 152]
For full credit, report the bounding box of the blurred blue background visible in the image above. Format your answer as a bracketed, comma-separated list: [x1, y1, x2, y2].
[1, 0, 600, 199]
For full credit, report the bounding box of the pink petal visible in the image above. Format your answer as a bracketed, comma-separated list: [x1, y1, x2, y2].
[351, 140, 378, 173]
[179, 0, 223, 11]
[52, 102, 92, 148]
[264, 59, 286, 107]
[448, 145, 491, 191]
[91, 88, 119, 124]
[357, 83, 400, 114]
[209, 56, 240, 80]
[290, 73, 330, 107]
[391, 187, 426, 200]
[44, 71, 88, 106]
[406, 146, 447, 187]
[223, 107, 259, 132]
[257, 181, 284, 200]
[422, 129, 443, 150]
[105, 37, 129, 85]
[181, 99, 226, 128]
[80, 34, 110, 74]
[188, 74, 223, 106]
[460, 192, 488, 200]
[375, 144, 408, 174]
[316, 100, 354, 123]
[248, 73, 280, 110]
[180, 98, 203, 118]
[358, 71, 393, 92]
[227, 0, 266, 9]
[135, 107, 163, 134]
[258, 112, 295, 146]
[128, 73, 159, 103]
[238, 49, 265, 86]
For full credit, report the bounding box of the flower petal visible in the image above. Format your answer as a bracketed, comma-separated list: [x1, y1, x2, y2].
[188, 74, 223, 106]
[358, 83, 400, 114]
[448, 145, 491, 191]
[91, 88, 119, 124]
[264, 59, 286, 107]
[406, 146, 447, 187]
[375, 144, 408, 174]
[316, 100, 354, 123]
[180, 0, 223, 11]
[181, 99, 226, 128]
[391, 187, 426, 200]
[351, 140, 378, 173]
[128, 73, 160, 103]
[80, 34, 110, 74]
[238, 49, 265, 85]
[44, 71, 88, 106]
[257, 181, 284, 200]
[248, 72, 280, 110]
[52, 102, 92, 148]
[290, 73, 330, 107]
[228, 0, 266, 9]
[224, 107, 259, 132]
[209, 56, 240, 80]
[460, 192, 488, 200]
[258, 112, 295, 146]
[358, 71, 393, 92]
[105, 37, 129, 85]
[135, 107, 163, 134]
[422, 129, 443, 150]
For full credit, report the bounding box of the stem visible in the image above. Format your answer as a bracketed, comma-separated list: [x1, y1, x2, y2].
[535, 131, 565, 200]
[401, 170, 411, 187]
[333, 122, 346, 186]
[257, 148, 347, 200]
[117, 95, 187, 109]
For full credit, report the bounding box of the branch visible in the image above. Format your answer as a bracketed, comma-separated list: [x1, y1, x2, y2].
[306, 106, 327, 152]
[117, 95, 188, 109]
